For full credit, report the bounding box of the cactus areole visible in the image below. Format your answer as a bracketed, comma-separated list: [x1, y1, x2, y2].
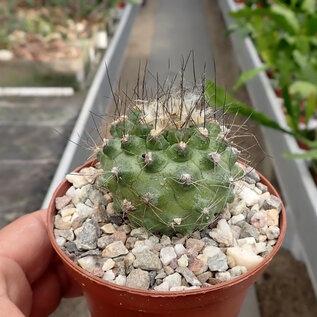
[97, 94, 244, 236]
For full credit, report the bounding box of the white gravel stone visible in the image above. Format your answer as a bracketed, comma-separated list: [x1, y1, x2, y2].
[160, 235, 171, 246]
[54, 215, 71, 230]
[160, 246, 177, 266]
[126, 269, 150, 290]
[54, 229, 75, 241]
[124, 252, 136, 268]
[101, 223, 116, 234]
[66, 186, 76, 198]
[265, 209, 279, 226]
[133, 250, 162, 271]
[56, 236, 66, 247]
[102, 241, 129, 258]
[174, 244, 186, 256]
[78, 256, 97, 273]
[238, 186, 260, 207]
[229, 214, 245, 225]
[106, 202, 115, 215]
[197, 254, 209, 273]
[227, 247, 263, 270]
[170, 286, 200, 291]
[203, 245, 222, 258]
[229, 199, 248, 216]
[209, 219, 234, 246]
[103, 270, 116, 281]
[102, 259, 116, 271]
[56, 195, 72, 210]
[250, 210, 268, 228]
[76, 203, 94, 219]
[80, 167, 100, 184]
[115, 274, 127, 286]
[255, 242, 267, 254]
[61, 207, 76, 218]
[164, 272, 182, 289]
[177, 254, 189, 267]
[154, 281, 170, 291]
[266, 226, 280, 240]
[132, 244, 151, 255]
[229, 266, 247, 277]
[215, 272, 231, 282]
[130, 227, 149, 240]
[66, 173, 89, 188]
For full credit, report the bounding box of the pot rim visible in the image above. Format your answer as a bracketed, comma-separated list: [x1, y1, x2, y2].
[47, 158, 286, 298]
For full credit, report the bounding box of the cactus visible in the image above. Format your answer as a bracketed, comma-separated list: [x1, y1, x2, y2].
[97, 66, 244, 236]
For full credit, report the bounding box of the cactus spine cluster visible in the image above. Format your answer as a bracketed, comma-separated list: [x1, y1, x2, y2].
[97, 83, 243, 236]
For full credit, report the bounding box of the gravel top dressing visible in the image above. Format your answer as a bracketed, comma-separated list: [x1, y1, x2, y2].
[53, 163, 281, 291]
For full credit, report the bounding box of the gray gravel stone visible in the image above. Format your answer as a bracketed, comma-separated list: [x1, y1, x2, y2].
[245, 167, 261, 183]
[239, 221, 259, 241]
[126, 269, 150, 290]
[207, 252, 228, 272]
[186, 238, 205, 252]
[130, 227, 149, 240]
[75, 221, 98, 250]
[133, 250, 162, 271]
[197, 271, 212, 284]
[160, 235, 171, 246]
[97, 235, 116, 249]
[263, 195, 282, 212]
[176, 267, 202, 286]
[54, 229, 75, 241]
[256, 183, 268, 193]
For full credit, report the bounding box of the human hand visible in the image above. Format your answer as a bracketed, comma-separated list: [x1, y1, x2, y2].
[0, 210, 82, 317]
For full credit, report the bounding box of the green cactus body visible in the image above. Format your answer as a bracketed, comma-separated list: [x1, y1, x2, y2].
[97, 97, 243, 236]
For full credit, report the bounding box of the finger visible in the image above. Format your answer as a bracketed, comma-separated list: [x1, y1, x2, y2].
[30, 268, 61, 317]
[0, 210, 52, 284]
[0, 256, 32, 316]
[0, 297, 25, 317]
[30, 266, 82, 317]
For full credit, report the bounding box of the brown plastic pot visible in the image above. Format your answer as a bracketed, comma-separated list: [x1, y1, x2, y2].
[47, 159, 286, 317]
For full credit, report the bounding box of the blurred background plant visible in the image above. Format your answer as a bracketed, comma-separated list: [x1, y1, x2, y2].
[222, 0, 317, 175]
[0, 0, 129, 61]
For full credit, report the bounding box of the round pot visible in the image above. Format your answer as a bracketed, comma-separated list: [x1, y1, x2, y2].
[47, 160, 286, 317]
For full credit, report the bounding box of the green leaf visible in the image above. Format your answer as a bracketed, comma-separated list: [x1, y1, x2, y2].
[283, 149, 317, 160]
[301, 0, 316, 14]
[205, 80, 291, 134]
[289, 81, 317, 98]
[305, 93, 317, 123]
[233, 65, 269, 92]
[270, 4, 300, 34]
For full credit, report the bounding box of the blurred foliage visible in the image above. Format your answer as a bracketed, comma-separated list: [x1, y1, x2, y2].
[228, 0, 317, 162]
[0, 0, 122, 49]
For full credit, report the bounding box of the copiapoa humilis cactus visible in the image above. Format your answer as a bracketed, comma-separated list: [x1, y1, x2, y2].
[96, 57, 247, 236]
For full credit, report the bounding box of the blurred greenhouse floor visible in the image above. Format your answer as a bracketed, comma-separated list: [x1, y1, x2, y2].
[0, 0, 316, 316]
